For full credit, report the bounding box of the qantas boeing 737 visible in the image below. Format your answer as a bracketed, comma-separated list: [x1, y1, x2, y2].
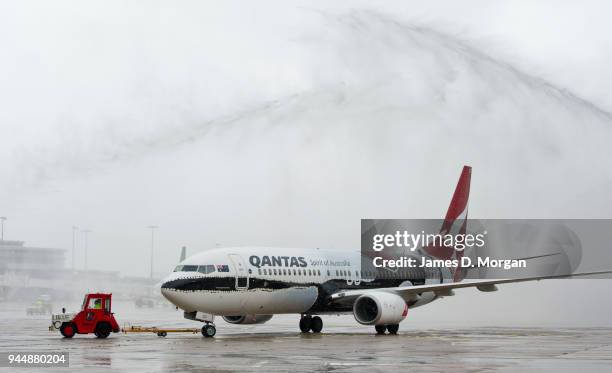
[160, 166, 610, 337]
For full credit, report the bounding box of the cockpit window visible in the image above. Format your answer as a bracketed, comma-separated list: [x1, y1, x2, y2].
[198, 265, 216, 274]
[182, 265, 198, 272]
[173, 265, 183, 272]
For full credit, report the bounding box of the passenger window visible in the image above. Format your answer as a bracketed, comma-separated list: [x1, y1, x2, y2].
[317, 270, 321, 276]
[282, 269, 287, 276]
[293, 269, 296, 275]
[273, 269, 277, 275]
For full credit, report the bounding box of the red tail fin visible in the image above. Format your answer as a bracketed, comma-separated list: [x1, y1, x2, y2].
[424, 166, 472, 281]
[440, 165, 471, 235]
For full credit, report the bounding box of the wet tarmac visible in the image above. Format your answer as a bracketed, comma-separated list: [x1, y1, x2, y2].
[1, 302, 612, 372]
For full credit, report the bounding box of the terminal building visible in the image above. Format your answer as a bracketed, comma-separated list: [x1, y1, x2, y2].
[0, 240, 66, 278]
[0, 239, 161, 304]
[0, 240, 67, 301]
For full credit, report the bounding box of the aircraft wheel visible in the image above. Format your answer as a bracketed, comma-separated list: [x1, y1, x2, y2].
[299, 316, 312, 333]
[60, 322, 76, 338]
[374, 325, 386, 335]
[202, 324, 216, 338]
[310, 316, 323, 333]
[387, 324, 399, 335]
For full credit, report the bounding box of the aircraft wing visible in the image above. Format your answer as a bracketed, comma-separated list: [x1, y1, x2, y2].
[329, 270, 612, 305]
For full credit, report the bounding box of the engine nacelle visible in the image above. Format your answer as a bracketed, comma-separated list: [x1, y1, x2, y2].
[222, 315, 273, 324]
[353, 292, 407, 325]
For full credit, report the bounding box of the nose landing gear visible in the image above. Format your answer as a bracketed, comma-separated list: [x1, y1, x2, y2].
[201, 322, 216, 338]
[299, 315, 323, 333]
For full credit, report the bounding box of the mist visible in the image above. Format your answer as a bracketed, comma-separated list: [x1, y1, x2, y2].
[1, 1, 612, 325]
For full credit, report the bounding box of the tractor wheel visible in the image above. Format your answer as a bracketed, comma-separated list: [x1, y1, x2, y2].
[95, 322, 112, 339]
[60, 323, 76, 338]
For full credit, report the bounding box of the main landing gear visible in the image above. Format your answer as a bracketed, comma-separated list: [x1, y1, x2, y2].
[299, 315, 323, 333]
[375, 324, 399, 335]
[201, 322, 216, 338]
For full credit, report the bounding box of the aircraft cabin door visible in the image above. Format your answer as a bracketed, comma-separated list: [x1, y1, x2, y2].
[228, 254, 249, 290]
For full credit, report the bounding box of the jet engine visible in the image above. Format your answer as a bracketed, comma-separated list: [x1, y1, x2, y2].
[353, 292, 407, 325]
[222, 315, 274, 324]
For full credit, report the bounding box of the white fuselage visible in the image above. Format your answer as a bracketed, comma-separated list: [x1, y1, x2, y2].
[160, 247, 445, 316]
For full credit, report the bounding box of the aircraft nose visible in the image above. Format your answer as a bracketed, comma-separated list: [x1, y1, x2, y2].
[160, 275, 180, 302]
[160, 286, 174, 302]
[159, 276, 198, 311]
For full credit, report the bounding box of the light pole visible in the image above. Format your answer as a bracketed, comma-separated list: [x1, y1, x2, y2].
[72, 226, 79, 272]
[81, 229, 91, 271]
[0, 217, 6, 241]
[147, 225, 158, 279]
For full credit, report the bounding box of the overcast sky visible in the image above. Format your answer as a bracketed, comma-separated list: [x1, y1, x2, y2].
[1, 1, 611, 325]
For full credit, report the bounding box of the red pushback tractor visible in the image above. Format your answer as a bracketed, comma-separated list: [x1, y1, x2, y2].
[50, 293, 120, 338]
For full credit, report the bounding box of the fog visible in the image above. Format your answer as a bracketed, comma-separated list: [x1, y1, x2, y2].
[1, 1, 612, 325]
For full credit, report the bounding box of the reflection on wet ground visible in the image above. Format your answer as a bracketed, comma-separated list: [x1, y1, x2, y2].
[1, 302, 611, 372]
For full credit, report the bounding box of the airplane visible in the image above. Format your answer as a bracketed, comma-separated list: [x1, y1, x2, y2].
[160, 166, 610, 337]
